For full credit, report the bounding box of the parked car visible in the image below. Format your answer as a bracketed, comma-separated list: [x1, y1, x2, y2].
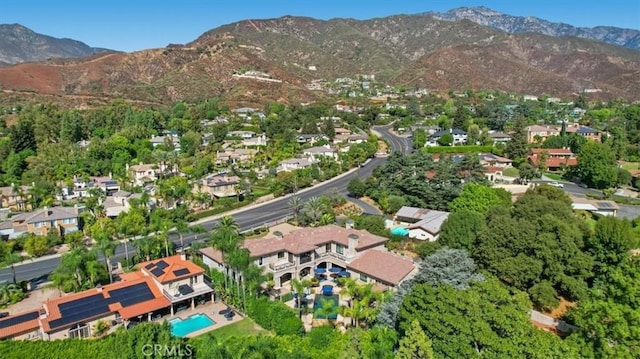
[549, 181, 564, 188]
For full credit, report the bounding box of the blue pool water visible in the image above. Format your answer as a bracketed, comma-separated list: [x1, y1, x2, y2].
[169, 314, 215, 337]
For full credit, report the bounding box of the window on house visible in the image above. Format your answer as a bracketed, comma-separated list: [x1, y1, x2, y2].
[360, 273, 368, 282]
[325, 243, 331, 252]
[336, 245, 345, 255]
[258, 257, 263, 265]
[277, 252, 285, 259]
[68, 324, 89, 339]
[62, 218, 75, 224]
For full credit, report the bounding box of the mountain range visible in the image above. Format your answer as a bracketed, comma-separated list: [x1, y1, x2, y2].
[0, 24, 113, 65]
[426, 6, 640, 50]
[0, 7, 638, 106]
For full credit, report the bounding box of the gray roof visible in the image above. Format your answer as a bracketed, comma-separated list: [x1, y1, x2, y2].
[395, 206, 450, 235]
[12, 207, 78, 224]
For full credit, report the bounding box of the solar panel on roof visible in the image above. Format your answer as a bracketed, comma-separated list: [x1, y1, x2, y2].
[155, 260, 169, 270]
[108, 282, 155, 307]
[0, 311, 39, 329]
[178, 285, 194, 296]
[173, 268, 190, 276]
[597, 202, 612, 208]
[144, 263, 155, 269]
[151, 267, 166, 277]
[49, 294, 111, 330]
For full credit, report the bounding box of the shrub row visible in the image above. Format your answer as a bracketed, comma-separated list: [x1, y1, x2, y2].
[246, 297, 304, 336]
[422, 145, 495, 154]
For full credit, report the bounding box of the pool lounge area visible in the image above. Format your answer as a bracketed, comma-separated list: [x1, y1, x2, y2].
[169, 314, 216, 337]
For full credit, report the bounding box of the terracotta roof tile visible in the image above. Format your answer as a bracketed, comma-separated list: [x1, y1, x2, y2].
[138, 255, 204, 283]
[242, 224, 388, 257]
[0, 310, 40, 339]
[347, 250, 415, 286]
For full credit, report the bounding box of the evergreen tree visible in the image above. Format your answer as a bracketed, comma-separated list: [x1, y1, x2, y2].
[396, 320, 434, 359]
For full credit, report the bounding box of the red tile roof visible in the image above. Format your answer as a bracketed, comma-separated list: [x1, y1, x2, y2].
[242, 224, 388, 257]
[139, 255, 204, 284]
[41, 275, 170, 333]
[528, 156, 578, 168]
[484, 166, 503, 174]
[347, 250, 415, 286]
[530, 148, 574, 156]
[0, 310, 40, 339]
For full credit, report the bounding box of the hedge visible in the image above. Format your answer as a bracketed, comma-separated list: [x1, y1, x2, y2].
[422, 145, 495, 154]
[246, 297, 304, 336]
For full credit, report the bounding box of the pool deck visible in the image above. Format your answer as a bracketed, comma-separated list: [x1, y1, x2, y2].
[155, 301, 243, 338]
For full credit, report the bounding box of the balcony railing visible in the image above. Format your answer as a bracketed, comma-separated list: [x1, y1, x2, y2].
[318, 251, 346, 261]
[269, 261, 295, 271]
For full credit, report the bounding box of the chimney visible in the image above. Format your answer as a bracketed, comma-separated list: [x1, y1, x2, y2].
[96, 283, 102, 293]
[347, 233, 359, 257]
[108, 172, 113, 179]
[274, 231, 283, 240]
[180, 252, 186, 261]
[44, 206, 49, 217]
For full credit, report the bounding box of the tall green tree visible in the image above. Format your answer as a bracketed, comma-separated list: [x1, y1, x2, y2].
[576, 141, 618, 189]
[505, 117, 529, 160]
[396, 319, 434, 359]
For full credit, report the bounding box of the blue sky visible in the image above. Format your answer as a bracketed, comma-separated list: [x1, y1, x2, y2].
[2, 1, 639, 52]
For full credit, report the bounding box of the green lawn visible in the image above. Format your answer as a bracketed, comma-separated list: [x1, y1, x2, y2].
[209, 318, 270, 338]
[502, 167, 520, 177]
[621, 162, 640, 171]
[545, 173, 564, 181]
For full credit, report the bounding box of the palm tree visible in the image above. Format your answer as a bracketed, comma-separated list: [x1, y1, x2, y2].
[175, 220, 189, 253]
[318, 213, 335, 226]
[96, 237, 116, 283]
[210, 216, 241, 294]
[1, 250, 22, 284]
[190, 224, 206, 241]
[0, 283, 24, 306]
[303, 196, 325, 225]
[288, 195, 302, 223]
[290, 278, 305, 318]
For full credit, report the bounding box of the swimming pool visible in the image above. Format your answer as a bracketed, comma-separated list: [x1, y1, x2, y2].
[169, 314, 215, 337]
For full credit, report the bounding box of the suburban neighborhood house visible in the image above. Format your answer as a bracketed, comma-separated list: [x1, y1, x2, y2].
[303, 145, 339, 160]
[0, 206, 82, 240]
[0, 184, 31, 211]
[214, 148, 256, 166]
[528, 148, 578, 171]
[278, 158, 318, 172]
[194, 173, 241, 198]
[200, 224, 416, 291]
[0, 255, 213, 341]
[389, 206, 450, 241]
[127, 162, 177, 186]
[526, 123, 601, 143]
[103, 190, 142, 218]
[425, 128, 467, 146]
[571, 196, 619, 217]
[58, 176, 120, 200]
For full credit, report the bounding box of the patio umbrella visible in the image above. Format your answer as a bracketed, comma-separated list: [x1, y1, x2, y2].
[329, 267, 341, 273]
[338, 270, 351, 278]
[314, 267, 327, 274]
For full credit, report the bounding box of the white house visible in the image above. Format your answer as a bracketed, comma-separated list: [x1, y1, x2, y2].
[391, 206, 450, 241]
[571, 196, 618, 217]
[426, 129, 467, 147]
[303, 145, 338, 160]
[277, 158, 318, 172]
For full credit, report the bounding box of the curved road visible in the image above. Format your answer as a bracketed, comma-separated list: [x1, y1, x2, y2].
[0, 125, 410, 283]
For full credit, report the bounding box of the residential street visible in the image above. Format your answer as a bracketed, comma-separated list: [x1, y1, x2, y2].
[0, 125, 410, 283]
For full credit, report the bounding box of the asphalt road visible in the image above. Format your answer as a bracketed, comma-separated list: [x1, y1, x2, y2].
[0, 125, 409, 283]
